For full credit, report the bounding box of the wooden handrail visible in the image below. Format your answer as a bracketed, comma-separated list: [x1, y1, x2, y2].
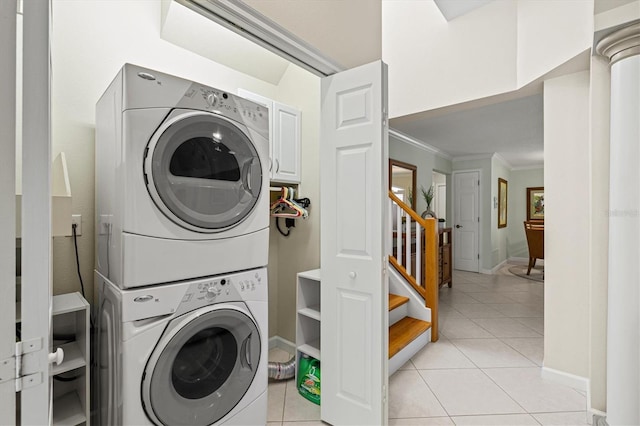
[388, 190, 439, 342]
[389, 190, 427, 226]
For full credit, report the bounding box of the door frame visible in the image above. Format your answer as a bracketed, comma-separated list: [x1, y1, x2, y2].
[0, 0, 18, 423]
[452, 169, 482, 272]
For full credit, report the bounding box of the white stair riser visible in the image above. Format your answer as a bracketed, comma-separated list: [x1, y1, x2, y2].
[389, 303, 408, 326]
[388, 328, 431, 376]
[388, 267, 431, 323]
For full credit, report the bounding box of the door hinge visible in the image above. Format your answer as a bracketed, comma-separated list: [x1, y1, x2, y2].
[478, 180, 480, 186]
[478, 254, 480, 259]
[478, 217, 480, 223]
[1, 339, 44, 392]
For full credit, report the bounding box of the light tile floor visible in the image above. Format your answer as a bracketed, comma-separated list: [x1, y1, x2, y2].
[267, 265, 590, 425]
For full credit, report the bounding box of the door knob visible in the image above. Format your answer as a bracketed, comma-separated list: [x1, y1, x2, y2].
[349, 271, 357, 279]
[455, 224, 463, 229]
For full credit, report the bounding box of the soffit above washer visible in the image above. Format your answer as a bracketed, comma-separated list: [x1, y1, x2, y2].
[433, 0, 494, 21]
[160, 0, 290, 84]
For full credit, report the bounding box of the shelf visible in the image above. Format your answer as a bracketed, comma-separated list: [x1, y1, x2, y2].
[298, 340, 321, 360]
[298, 268, 320, 281]
[298, 306, 320, 321]
[53, 292, 89, 316]
[52, 391, 85, 426]
[51, 341, 86, 376]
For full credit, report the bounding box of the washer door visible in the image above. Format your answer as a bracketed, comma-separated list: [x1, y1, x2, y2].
[144, 110, 263, 233]
[142, 306, 261, 426]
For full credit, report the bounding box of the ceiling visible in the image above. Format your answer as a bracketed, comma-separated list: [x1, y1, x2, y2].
[391, 93, 544, 169]
[433, 0, 493, 21]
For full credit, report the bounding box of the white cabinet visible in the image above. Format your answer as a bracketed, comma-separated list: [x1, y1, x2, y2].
[50, 292, 90, 425]
[238, 89, 302, 183]
[296, 269, 321, 381]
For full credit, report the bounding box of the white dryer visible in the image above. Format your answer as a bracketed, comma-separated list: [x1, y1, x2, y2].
[95, 267, 268, 426]
[95, 64, 270, 288]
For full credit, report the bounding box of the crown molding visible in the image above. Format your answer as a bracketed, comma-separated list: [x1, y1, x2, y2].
[388, 128, 453, 160]
[493, 153, 514, 169]
[451, 153, 493, 162]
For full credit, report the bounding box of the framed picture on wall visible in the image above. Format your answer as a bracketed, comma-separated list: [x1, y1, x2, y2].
[527, 187, 544, 221]
[498, 178, 508, 228]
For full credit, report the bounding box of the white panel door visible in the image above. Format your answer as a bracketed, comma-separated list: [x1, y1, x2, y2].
[20, 1, 53, 423]
[454, 171, 480, 272]
[0, 1, 17, 423]
[320, 60, 388, 425]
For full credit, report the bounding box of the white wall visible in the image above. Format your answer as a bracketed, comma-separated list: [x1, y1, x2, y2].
[491, 156, 511, 267]
[383, 0, 517, 117]
[516, 0, 593, 86]
[543, 71, 591, 380]
[588, 53, 611, 414]
[389, 134, 452, 215]
[50, 1, 321, 344]
[382, 0, 593, 118]
[507, 168, 544, 259]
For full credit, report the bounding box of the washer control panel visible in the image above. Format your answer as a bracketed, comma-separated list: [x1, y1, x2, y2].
[120, 267, 267, 322]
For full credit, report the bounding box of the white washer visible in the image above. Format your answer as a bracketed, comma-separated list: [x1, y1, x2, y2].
[95, 64, 270, 288]
[95, 267, 268, 426]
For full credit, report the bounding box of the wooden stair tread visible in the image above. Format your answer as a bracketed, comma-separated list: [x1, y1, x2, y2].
[389, 294, 409, 311]
[389, 317, 431, 359]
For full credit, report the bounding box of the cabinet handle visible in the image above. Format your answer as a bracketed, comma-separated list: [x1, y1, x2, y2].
[275, 159, 280, 173]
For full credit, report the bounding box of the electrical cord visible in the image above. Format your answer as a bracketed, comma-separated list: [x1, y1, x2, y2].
[72, 223, 86, 299]
[275, 217, 291, 237]
[72, 223, 95, 329]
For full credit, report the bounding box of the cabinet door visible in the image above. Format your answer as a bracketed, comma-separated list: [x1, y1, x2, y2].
[272, 102, 301, 183]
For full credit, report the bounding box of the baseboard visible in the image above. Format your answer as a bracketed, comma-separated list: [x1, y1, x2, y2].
[480, 259, 508, 275]
[541, 366, 589, 392]
[269, 336, 296, 354]
[589, 408, 607, 425]
[508, 257, 529, 264]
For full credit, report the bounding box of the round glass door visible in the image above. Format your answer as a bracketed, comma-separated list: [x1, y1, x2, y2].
[143, 308, 261, 425]
[145, 111, 262, 232]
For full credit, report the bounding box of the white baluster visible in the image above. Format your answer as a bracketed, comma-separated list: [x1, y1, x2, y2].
[405, 214, 411, 275]
[396, 202, 402, 265]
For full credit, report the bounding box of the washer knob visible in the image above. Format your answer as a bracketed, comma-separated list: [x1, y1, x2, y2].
[206, 287, 217, 299]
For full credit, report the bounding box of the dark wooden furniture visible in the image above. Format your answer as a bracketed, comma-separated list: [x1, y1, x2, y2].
[524, 221, 544, 275]
[438, 228, 452, 288]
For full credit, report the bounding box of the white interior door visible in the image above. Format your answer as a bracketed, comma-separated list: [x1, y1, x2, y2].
[454, 171, 480, 272]
[0, 1, 18, 423]
[19, 1, 53, 423]
[320, 60, 388, 425]
[436, 184, 447, 221]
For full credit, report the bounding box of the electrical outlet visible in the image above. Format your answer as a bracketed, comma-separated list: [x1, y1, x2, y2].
[71, 214, 82, 236]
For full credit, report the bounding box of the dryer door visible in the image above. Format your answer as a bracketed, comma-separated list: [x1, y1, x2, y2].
[142, 305, 261, 426]
[144, 110, 263, 233]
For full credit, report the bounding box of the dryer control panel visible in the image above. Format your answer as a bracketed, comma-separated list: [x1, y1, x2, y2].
[120, 267, 268, 322]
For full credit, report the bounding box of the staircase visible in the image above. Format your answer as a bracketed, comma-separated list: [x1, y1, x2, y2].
[387, 191, 439, 376]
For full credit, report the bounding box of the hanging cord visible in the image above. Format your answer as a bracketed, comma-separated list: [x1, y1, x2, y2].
[275, 217, 291, 237]
[72, 223, 95, 329]
[72, 223, 86, 298]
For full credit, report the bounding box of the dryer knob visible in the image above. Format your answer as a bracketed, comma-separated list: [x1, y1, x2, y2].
[206, 93, 218, 107]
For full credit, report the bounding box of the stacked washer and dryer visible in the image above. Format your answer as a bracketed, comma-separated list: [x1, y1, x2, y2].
[94, 64, 270, 425]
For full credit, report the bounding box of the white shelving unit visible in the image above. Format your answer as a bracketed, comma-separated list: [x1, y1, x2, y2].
[296, 269, 321, 382]
[50, 292, 90, 425]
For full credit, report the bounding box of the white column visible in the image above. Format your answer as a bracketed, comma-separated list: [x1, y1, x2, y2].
[596, 23, 640, 426]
